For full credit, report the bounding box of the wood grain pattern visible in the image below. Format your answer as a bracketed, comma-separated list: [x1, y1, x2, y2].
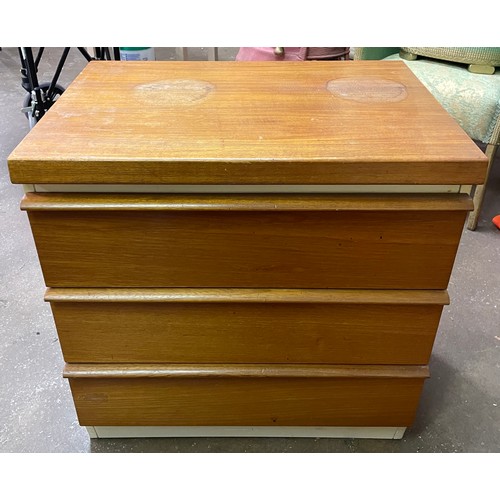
[26, 194, 467, 288]
[67, 369, 427, 426]
[49, 291, 446, 364]
[8, 61, 486, 185]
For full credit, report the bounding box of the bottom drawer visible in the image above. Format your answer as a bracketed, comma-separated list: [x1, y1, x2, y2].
[65, 364, 429, 427]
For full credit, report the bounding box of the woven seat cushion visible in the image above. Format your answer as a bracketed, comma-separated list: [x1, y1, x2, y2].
[384, 54, 500, 144]
[401, 47, 500, 67]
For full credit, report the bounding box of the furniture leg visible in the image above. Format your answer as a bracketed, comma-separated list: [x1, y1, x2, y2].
[176, 47, 189, 60]
[467, 143, 498, 230]
[208, 47, 218, 61]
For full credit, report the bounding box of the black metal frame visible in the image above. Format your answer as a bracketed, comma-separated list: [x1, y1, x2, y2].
[18, 47, 118, 125]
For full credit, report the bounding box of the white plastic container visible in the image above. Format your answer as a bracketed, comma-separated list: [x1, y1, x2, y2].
[119, 47, 156, 61]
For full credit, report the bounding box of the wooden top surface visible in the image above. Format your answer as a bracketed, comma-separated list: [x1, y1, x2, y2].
[9, 61, 486, 185]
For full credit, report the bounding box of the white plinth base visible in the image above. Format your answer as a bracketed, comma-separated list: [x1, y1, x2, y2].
[86, 426, 406, 440]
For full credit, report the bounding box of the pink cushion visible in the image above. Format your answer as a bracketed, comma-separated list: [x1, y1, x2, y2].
[236, 47, 306, 61]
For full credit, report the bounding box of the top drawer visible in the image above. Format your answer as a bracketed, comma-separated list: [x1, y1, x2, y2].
[22, 193, 471, 289]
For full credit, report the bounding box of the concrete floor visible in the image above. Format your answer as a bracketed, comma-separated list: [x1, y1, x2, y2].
[0, 47, 499, 453]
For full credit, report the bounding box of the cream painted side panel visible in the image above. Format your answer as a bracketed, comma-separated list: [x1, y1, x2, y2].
[86, 426, 98, 438]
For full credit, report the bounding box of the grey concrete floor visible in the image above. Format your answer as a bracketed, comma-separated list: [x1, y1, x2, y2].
[0, 47, 499, 453]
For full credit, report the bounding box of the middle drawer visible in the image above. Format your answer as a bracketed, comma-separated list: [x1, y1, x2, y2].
[46, 288, 448, 365]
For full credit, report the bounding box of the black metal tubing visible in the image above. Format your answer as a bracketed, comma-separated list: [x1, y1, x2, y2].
[77, 47, 93, 62]
[18, 47, 28, 90]
[34, 47, 44, 70]
[22, 48, 40, 90]
[93, 47, 110, 60]
[21, 47, 45, 119]
[46, 47, 70, 101]
[18, 47, 120, 125]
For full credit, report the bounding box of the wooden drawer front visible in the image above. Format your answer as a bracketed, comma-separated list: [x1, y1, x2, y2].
[48, 289, 447, 365]
[24, 193, 470, 289]
[65, 364, 429, 427]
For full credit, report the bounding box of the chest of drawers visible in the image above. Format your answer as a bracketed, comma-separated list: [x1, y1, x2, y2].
[8, 61, 486, 438]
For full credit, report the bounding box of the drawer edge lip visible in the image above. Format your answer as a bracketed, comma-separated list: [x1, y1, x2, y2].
[44, 288, 450, 305]
[63, 363, 430, 380]
[21, 192, 474, 212]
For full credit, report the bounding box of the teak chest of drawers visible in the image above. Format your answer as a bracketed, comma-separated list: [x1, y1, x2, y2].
[8, 61, 487, 439]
